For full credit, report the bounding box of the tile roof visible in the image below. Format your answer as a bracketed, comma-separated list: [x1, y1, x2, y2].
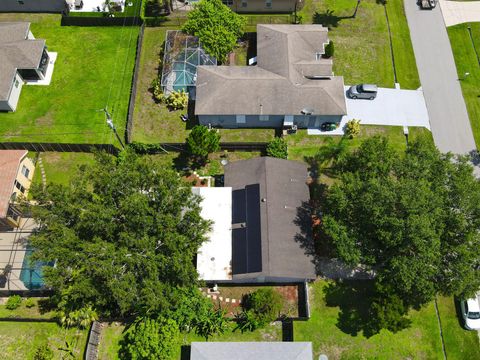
[0, 150, 27, 218]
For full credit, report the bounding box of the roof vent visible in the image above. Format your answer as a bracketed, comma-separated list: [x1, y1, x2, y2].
[301, 108, 314, 115]
[261, 198, 267, 202]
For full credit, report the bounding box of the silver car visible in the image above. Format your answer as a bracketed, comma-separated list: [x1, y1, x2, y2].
[347, 84, 378, 100]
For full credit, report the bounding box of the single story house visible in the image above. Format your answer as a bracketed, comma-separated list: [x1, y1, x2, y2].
[221, 0, 303, 13]
[190, 342, 313, 360]
[195, 24, 347, 130]
[194, 157, 316, 283]
[0, 22, 53, 112]
[0, 150, 35, 229]
[0, 0, 69, 13]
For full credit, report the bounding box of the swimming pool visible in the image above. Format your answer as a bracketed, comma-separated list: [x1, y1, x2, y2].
[19, 247, 52, 290]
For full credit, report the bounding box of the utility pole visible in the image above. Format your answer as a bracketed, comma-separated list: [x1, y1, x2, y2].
[103, 108, 125, 149]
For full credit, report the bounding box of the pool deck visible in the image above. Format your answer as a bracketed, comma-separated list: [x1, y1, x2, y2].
[0, 218, 37, 291]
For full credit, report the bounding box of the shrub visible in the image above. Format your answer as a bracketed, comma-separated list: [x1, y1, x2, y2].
[238, 288, 283, 330]
[324, 40, 334, 58]
[25, 298, 36, 308]
[186, 125, 221, 167]
[33, 344, 54, 360]
[345, 119, 361, 138]
[151, 78, 164, 102]
[5, 295, 22, 310]
[266, 137, 288, 159]
[165, 90, 188, 110]
[58, 304, 98, 329]
[120, 317, 180, 360]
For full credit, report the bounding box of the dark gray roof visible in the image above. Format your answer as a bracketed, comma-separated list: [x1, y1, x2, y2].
[0, 0, 68, 13]
[224, 157, 316, 281]
[0, 22, 45, 101]
[195, 24, 346, 116]
[190, 342, 313, 360]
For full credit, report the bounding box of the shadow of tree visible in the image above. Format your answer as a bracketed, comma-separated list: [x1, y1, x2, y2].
[313, 9, 351, 28]
[323, 280, 381, 338]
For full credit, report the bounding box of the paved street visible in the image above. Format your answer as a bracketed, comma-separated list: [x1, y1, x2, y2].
[403, 0, 477, 156]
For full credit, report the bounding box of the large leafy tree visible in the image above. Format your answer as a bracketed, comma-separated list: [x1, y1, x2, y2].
[29, 151, 210, 318]
[322, 136, 480, 310]
[182, 0, 246, 62]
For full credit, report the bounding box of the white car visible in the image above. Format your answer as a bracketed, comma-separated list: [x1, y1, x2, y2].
[460, 294, 480, 330]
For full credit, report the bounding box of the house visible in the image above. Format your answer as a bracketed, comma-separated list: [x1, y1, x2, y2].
[0, 22, 54, 112]
[195, 24, 347, 130]
[194, 157, 315, 283]
[0, 0, 69, 13]
[190, 342, 313, 360]
[221, 0, 303, 14]
[0, 150, 35, 229]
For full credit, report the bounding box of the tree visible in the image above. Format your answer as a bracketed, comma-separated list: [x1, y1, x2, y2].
[28, 151, 211, 318]
[120, 317, 180, 360]
[322, 135, 480, 322]
[324, 40, 334, 58]
[186, 125, 221, 167]
[194, 307, 228, 340]
[266, 137, 288, 159]
[182, 0, 246, 62]
[237, 288, 283, 331]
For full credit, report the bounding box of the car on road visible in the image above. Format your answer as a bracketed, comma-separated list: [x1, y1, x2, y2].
[460, 294, 480, 330]
[321, 122, 338, 131]
[347, 84, 378, 100]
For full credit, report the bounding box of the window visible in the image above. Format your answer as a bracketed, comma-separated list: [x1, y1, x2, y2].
[21, 165, 30, 179]
[265, 0, 272, 8]
[14, 180, 25, 194]
[241, 0, 247, 7]
[222, 0, 233, 5]
[236, 115, 246, 124]
[259, 115, 269, 121]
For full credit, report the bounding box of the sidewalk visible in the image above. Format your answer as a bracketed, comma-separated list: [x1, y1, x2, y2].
[439, 0, 480, 27]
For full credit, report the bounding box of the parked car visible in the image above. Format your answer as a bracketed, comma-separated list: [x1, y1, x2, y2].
[321, 122, 338, 131]
[460, 295, 480, 330]
[347, 84, 378, 100]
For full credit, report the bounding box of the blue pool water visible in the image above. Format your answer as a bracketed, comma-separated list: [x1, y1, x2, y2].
[19, 248, 52, 290]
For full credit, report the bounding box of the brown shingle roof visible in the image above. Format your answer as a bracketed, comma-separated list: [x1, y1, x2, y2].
[0, 150, 27, 218]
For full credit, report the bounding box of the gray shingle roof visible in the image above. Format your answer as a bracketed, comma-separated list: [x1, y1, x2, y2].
[0, 22, 45, 101]
[195, 24, 346, 116]
[190, 342, 313, 360]
[224, 157, 316, 281]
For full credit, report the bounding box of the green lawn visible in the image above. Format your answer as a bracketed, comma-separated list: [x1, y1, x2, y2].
[448, 23, 480, 148]
[0, 14, 138, 144]
[299, 0, 419, 89]
[295, 280, 480, 360]
[32, 152, 96, 187]
[0, 300, 88, 359]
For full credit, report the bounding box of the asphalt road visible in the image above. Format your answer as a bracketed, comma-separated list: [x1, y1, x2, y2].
[403, 1, 477, 156]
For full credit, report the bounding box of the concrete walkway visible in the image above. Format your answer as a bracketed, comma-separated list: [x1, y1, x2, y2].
[439, 0, 480, 27]
[404, 1, 477, 157]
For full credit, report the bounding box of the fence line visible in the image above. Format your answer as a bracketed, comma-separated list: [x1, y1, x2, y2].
[0, 142, 119, 155]
[85, 321, 102, 360]
[126, 23, 146, 144]
[129, 142, 268, 154]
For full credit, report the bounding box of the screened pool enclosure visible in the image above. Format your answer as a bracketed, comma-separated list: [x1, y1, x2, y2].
[161, 30, 217, 96]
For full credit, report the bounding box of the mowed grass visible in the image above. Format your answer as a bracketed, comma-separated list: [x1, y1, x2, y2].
[448, 23, 480, 148]
[0, 14, 138, 144]
[299, 0, 419, 89]
[132, 27, 275, 143]
[295, 280, 480, 360]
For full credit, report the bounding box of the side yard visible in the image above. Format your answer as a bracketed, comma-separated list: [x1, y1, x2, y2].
[0, 14, 138, 144]
[448, 23, 480, 148]
[295, 280, 480, 360]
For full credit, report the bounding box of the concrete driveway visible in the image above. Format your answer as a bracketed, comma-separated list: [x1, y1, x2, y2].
[308, 86, 430, 135]
[439, 0, 480, 26]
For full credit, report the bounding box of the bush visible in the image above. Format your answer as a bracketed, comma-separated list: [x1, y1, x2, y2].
[25, 298, 36, 308]
[345, 119, 361, 138]
[120, 317, 180, 360]
[165, 90, 188, 110]
[151, 78, 164, 102]
[238, 288, 283, 330]
[266, 137, 288, 159]
[33, 344, 54, 360]
[5, 295, 22, 310]
[324, 40, 334, 58]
